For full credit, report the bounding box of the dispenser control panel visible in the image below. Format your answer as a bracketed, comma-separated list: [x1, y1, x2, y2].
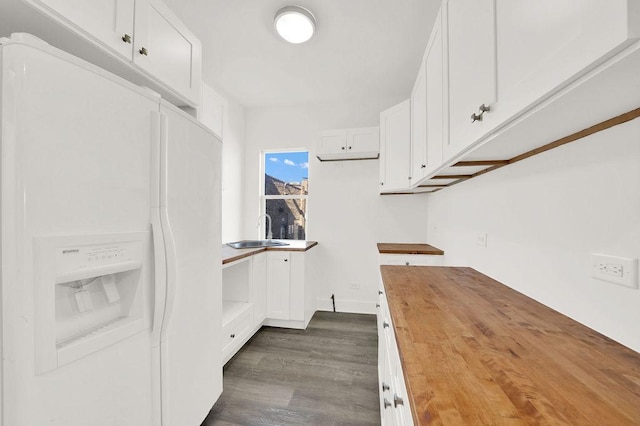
[56, 241, 141, 275]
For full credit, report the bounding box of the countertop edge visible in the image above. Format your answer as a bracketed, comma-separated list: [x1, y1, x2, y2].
[222, 241, 318, 265]
[377, 242, 444, 255]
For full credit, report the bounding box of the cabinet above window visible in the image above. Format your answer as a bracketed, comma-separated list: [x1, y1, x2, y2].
[316, 127, 379, 161]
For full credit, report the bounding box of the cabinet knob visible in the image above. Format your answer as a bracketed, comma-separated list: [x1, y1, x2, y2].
[405, 261, 410, 266]
[408, 176, 412, 180]
[348, 146, 352, 150]
[230, 334, 235, 338]
[341, 146, 345, 150]
[393, 394, 404, 407]
[284, 259, 288, 262]
[380, 182, 384, 186]
[139, 47, 149, 56]
[471, 112, 483, 123]
[122, 34, 132, 44]
[383, 322, 390, 328]
[478, 103, 491, 113]
[382, 382, 390, 392]
[376, 303, 380, 308]
[383, 398, 392, 409]
[421, 164, 426, 169]
[378, 290, 383, 295]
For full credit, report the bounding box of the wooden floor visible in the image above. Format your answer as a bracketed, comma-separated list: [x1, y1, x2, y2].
[201, 311, 381, 426]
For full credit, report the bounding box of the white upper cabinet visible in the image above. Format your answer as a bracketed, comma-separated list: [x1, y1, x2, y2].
[495, 0, 640, 124]
[424, 12, 444, 176]
[21, 0, 202, 106]
[35, 0, 135, 58]
[316, 127, 379, 161]
[410, 59, 427, 183]
[443, 0, 497, 161]
[379, 100, 411, 192]
[133, 0, 202, 105]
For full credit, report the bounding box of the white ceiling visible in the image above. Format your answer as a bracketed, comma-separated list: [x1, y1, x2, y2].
[163, 0, 441, 108]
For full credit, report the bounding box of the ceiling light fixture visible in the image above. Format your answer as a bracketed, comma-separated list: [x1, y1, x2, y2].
[274, 5, 317, 44]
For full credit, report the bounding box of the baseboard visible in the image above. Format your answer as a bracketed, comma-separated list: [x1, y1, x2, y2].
[316, 297, 377, 315]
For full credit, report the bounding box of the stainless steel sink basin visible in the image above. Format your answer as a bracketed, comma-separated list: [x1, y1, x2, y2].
[226, 240, 290, 249]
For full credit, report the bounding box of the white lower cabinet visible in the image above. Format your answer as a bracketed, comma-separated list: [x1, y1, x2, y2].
[252, 252, 267, 324]
[377, 283, 413, 426]
[265, 251, 314, 328]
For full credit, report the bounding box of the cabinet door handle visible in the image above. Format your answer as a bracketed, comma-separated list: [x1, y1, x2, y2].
[378, 290, 383, 295]
[382, 382, 390, 392]
[421, 164, 426, 169]
[122, 34, 132, 44]
[394, 394, 404, 407]
[230, 333, 235, 338]
[376, 303, 380, 308]
[383, 398, 392, 409]
[478, 103, 491, 113]
[383, 322, 390, 328]
[139, 47, 149, 56]
[471, 112, 483, 123]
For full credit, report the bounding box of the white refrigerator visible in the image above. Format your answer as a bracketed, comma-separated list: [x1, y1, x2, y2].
[0, 33, 222, 426]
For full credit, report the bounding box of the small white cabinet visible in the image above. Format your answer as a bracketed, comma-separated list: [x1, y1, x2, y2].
[316, 127, 379, 161]
[379, 100, 411, 192]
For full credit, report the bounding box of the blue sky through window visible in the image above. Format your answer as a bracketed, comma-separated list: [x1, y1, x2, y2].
[265, 151, 309, 184]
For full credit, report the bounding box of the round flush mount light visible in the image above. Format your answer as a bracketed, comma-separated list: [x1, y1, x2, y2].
[274, 5, 317, 44]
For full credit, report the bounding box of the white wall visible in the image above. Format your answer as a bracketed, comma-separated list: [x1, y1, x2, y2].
[427, 118, 640, 352]
[200, 83, 245, 243]
[244, 99, 429, 313]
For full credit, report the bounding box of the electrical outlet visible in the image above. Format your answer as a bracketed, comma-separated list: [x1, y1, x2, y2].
[591, 254, 638, 289]
[349, 282, 360, 290]
[476, 233, 488, 248]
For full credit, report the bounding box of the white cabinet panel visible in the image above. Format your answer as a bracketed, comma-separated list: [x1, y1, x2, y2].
[495, 0, 640, 126]
[380, 100, 411, 192]
[252, 252, 267, 325]
[411, 60, 427, 182]
[379, 254, 443, 267]
[34, 0, 135, 58]
[425, 12, 444, 176]
[444, 0, 497, 160]
[266, 251, 291, 320]
[134, 0, 202, 105]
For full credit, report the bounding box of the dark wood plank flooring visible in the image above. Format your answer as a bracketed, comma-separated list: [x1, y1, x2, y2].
[201, 311, 380, 426]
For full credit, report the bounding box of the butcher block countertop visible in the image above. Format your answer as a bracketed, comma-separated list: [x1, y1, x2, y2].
[222, 240, 318, 265]
[380, 266, 640, 425]
[377, 243, 444, 255]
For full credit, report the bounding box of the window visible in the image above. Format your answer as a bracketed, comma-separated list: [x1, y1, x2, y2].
[263, 151, 309, 240]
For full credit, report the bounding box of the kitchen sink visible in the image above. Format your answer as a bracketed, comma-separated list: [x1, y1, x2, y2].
[226, 240, 290, 249]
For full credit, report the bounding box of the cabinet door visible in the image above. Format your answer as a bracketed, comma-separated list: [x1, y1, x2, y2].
[496, 0, 640, 123]
[252, 253, 267, 325]
[33, 0, 135, 58]
[425, 13, 444, 175]
[444, 0, 496, 160]
[317, 130, 347, 155]
[134, 0, 202, 105]
[347, 127, 379, 154]
[410, 60, 427, 182]
[380, 100, 411, 191]
[266, 252, 291, 320]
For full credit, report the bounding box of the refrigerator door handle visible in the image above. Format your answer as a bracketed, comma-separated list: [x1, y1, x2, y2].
[151, 212, 167, 347]
[159, 207, 177, 343]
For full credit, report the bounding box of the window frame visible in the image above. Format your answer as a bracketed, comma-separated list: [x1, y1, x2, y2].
[260, 148, 309, 240]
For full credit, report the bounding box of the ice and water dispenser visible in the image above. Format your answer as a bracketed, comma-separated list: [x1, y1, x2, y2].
[34, 232, 149, 374]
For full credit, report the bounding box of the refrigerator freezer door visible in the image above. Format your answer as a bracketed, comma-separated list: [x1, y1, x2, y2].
[158, 102, 222, 426]
[0, 39, 159, 425]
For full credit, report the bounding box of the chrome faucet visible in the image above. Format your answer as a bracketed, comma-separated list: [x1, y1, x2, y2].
[257, 213, 273, 240]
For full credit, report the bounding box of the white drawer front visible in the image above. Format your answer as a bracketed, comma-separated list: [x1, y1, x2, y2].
[380, 253, 443, 266]
[222, 308, 252, 357]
